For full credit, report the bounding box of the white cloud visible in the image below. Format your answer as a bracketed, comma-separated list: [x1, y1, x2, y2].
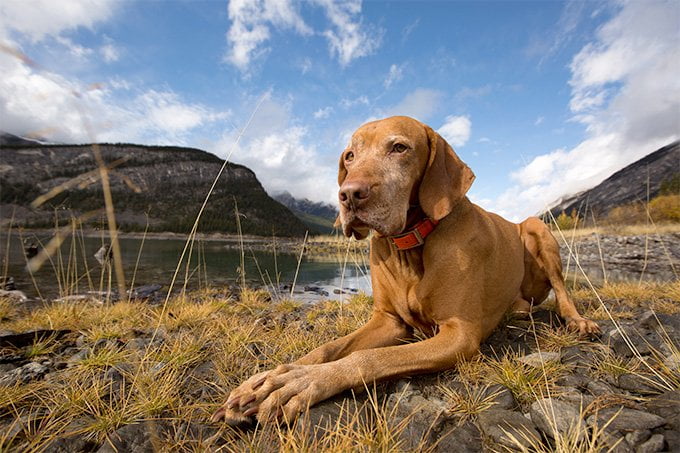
[438, 115, 471, 148]
[534, 116, 544, 126]
[313, 106, 333, 119]
[224, 0, 379, 71]
[340, 95, 369, 109]
[314, 0, 382, 66]
[0, 45, 229, 145]
[383, 88, 442, 121]
[0, 0, 116, 42]
[383, 63, 403, 89]
[492, 0, 680, 221]
[225, 0, 312, 71]
[100, 43, 120, 63]
[212, 116, 338, 205]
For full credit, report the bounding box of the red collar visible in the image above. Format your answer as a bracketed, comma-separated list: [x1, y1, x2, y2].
[388, 218, 439, 250]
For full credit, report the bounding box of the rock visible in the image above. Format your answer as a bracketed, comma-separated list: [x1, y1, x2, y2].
[0, 329, 70, 348]
[560, 345, 593, 368]
[129, 284, 163, 300]
[556, 372, 590, 389]
[625, 429, 651, 446]
[662, 429, 680, 452]
[636, 433, 665, 453]
[0, 289, 27, 302]
[606, 325, 664, 358]
[67, 349, 89, 366]
[43, 419, 97, 452]
[477, 409, 541, 450]
[1, 276, 16, 291]
[0, 361, 48, 386]
[587, 379, 616, 396]
[617, 374, 663, 395]
[434, 419, 482, 453]
[517, 351, 560, 367]
[530, 398, 584, 441]
[54, 294, 104, 305]
[94, 244, 112, 266]
[484, 384, 517, 411]
[644, 390, 680, 430]
[97, 421, 161, 453]
[388, 392, 447, 449]
[586, 407, 666, 434]
[558, 387, 595, 407]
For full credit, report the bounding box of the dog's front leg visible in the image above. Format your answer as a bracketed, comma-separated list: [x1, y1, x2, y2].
[211, 311, 410, 423]
[228, 319, 479, 424]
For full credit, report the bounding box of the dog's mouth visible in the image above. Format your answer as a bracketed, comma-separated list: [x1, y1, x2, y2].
[340, 209, 371, 239]
[340, 205, 406, 239]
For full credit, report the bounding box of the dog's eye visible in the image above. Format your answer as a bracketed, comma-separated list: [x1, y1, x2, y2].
[392, 143, 408, 153]
[345, 151, 354, 162]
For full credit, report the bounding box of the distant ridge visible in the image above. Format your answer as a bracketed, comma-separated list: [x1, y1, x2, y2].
[0, 132, 48, 146]
[545, 141, 679, 219]
[0, 142, 309, 237]
[273, 191, 338, 234]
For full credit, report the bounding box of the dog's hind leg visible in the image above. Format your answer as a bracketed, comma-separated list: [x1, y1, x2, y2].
[526, 218, 600, 337]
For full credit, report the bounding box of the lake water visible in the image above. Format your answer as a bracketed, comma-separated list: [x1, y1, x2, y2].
[0, 232, 371, 300]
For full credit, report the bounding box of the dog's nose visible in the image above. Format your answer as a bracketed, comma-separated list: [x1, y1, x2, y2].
[339, 181, 370, 208]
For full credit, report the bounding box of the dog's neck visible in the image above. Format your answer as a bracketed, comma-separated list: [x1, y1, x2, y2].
[384, 206, 439, 250]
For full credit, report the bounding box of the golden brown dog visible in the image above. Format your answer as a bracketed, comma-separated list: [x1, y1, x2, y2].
[212, 115, 599, 425]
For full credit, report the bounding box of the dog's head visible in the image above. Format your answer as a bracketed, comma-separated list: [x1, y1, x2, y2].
[337, 116, 475, 239]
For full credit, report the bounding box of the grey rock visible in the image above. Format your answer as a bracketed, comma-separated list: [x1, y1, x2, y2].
[558, 387, 595, 407]
[43, 419, 97, 453]
[483, 384, 517, 411]
[388, 393, 447, 449]
[517, 351, 561, 368]
[625, 429, 651, 446]
[644, 390, 680, 430]
[0, 329, 70, 347]
[477, 409, 541, 450]
[97, 422, 161, 453]
[434, 419, 482, 453]
[587, 379, 617, 396]
[530, 398, 584, 441]
[561, 345, 593, 368]
[618, 373, 663, 395]
[556, 373, 590, 389]
[662, 429, 680, 452]
[67, 349, 89, 366]
[0, 289, 27, 302]
[0, 361, 48, 386]
[635, 433, 665, 453]
[586, 407, 667, 433]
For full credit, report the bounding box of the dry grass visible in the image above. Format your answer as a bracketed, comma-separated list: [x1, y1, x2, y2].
[573, 280, 680, 319]
[550, 222, 680, 238]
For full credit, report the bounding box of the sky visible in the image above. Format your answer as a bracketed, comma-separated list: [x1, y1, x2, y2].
[0, 0, 678, 221]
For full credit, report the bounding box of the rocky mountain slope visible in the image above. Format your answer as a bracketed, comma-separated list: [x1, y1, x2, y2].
[547, 141, 679, 219]
[0, 142, 309, 237]
[273, 191, 338, 234]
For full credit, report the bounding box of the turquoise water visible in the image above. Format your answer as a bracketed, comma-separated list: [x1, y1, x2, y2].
[0, 232, 371, 299]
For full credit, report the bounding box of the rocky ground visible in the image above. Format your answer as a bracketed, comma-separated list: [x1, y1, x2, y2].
[0, 281, 678, 452]
[558, 232, 679, 282]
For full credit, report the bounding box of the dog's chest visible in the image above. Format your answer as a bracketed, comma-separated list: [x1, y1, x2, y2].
[371, 245, 435, 333]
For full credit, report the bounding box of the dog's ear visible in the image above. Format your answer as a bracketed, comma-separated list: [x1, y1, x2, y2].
[419, 126, 475, 221]
[337, 152, 348, 186]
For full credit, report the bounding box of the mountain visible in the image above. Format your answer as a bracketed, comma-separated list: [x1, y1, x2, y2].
[546, 141, 680, 219]
[273, 191, 338, 234]
[0, 132, 47, 146]
[0, 142, 309, 237]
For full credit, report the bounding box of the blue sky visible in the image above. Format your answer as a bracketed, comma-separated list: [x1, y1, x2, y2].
[1, 0, 678, 220]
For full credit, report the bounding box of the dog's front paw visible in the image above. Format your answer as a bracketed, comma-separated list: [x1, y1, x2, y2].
[566, 316, 600, 338]
[210, 405, 254, 427]
[211, 370, 270, 424]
